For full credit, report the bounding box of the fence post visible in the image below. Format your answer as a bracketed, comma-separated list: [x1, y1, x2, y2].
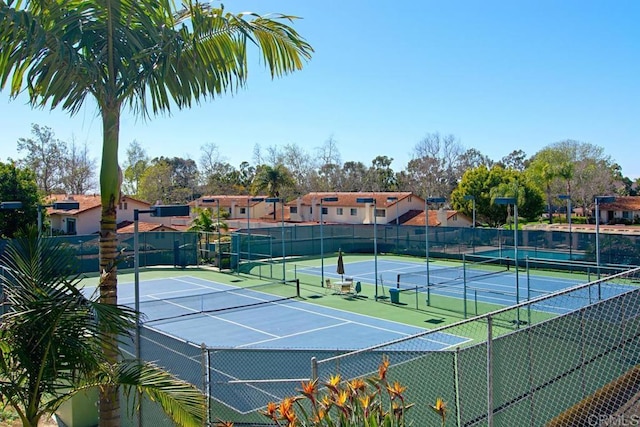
[201, 343, 209, 427]
[311, 357, 318, 382]
[487, 314, 494, 427]
[454, 346, 462, 427]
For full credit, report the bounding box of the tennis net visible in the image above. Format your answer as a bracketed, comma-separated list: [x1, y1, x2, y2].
[136, 279, 300, 323]
[396, 256, 510, 289]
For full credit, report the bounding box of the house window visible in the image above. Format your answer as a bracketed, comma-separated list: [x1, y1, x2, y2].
[309, 207, 313, 215]
[350, 208, 357, 216]
[124, 202, 128, 210]
[321, 207, 328, 215]
[290, 206, 298, 214]
[240, 207, 246, 214]
[375, 209, 385, 217]
[66, 218, 77, 235]
[623, 211, 631, 219]
[337, 208, 343, 215]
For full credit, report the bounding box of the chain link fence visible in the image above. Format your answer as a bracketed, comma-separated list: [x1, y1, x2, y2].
[125, 266, 640, 426]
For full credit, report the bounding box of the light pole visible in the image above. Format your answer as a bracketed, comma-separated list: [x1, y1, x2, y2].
[357, 197, 378, 300]
[595, 196, 615, 268]
[320, 196, 338, 287]
[266, 197, 286, 281]
[37, 200, 80, 239]
[202, 198, 222, 268]
[463, 195, 476, 228]
[558, 194, 572, 259]
[246, 197, 264, 264]
[425, 197, 446, 305]
[494, 198, 519, 318]
[387, 196, 399, 252]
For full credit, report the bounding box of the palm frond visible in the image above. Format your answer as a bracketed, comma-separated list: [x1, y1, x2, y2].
[85, 360, 206, 427]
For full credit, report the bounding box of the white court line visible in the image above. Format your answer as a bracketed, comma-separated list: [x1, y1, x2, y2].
[235, 321, 351, 348]
[146, 275, 468, 349]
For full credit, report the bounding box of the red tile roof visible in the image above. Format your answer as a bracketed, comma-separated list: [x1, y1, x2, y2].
[191, 195, 271, 208]
[599, 196, 640, 211]
[288, 192, 419, 207]
[117, 221, 179, 233]
[45, 194, 151, 214]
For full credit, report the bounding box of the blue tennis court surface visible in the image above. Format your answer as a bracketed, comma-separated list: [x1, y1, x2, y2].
[297, 259, 636, 314]
[114, 276, 469, 351]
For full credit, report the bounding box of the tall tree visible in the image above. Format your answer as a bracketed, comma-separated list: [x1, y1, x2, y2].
[498, 149, 528, 171]
[251, 163, 294, 198]
[60, 139, 97, 194]
[366, 155, 397, 192]
[0, 162, 40, 238]
[122, 140, 149, 196]
[17, 124, 67, 194]
[409, 132, 464, 197]
[0, 2, 312, 424]
[452, 165, 543, 227]
[251, 163, 294, 219]
[137, 160, 173, 204]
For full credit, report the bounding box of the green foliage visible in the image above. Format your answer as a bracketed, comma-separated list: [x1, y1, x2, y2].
[0, 227, 205, 427]
[0, 162, 40, 239]
[251, 164, 295, 198]
[452, 165, 544, 227]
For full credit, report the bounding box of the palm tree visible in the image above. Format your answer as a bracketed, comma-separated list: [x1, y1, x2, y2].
[252, 164, 295, 218]
[189, 207, 228, 263]
[0, 228, 205, 427]
[0, 1, 312, 424]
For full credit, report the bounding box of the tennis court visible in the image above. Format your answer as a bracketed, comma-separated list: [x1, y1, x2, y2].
[296, 257, 636, 316]
[112, 275, 469, 351]
[103, 275, 470, 413]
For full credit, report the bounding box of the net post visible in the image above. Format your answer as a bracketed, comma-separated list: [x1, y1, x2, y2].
[296, 278, 300, 297]
[311, 357, 318, 382]
[526, 257, 531, 326]
[463, 253, 468, 318]
[396, 273, 400, 288]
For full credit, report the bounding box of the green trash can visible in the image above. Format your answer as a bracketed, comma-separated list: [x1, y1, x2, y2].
[389, 288, 400, 304]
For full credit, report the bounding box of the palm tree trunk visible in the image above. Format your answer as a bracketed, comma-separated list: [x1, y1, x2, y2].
[99, 106, 122, 427]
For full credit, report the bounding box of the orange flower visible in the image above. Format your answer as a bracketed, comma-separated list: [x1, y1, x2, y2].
[378, 356, 390, 380]
[326, 374, 341, 393]
[386, 381, 406, 400]
[280, 397, 296, 418]
[359, 394, 371, 408]
[348, 378, 366, 394]
[299, 379, 318, 401]
[392, 401, 404, 417]
[431, 397, 448, 423]
[261, 401, 278, 420]
[320, 394, 333, 409]
[282, 407, 297, 426]
[215, 422, 234, 427]
[335, 390, 349, 407]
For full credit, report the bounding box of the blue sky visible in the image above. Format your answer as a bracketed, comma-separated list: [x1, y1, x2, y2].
[1, 0, 639, 179]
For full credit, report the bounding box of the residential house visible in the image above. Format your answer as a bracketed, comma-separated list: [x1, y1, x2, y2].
[287, 192, 471, 227]
[191, 195, 283, 229]
[597, 196, 640, 224]
[45, 194, 186, 235]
